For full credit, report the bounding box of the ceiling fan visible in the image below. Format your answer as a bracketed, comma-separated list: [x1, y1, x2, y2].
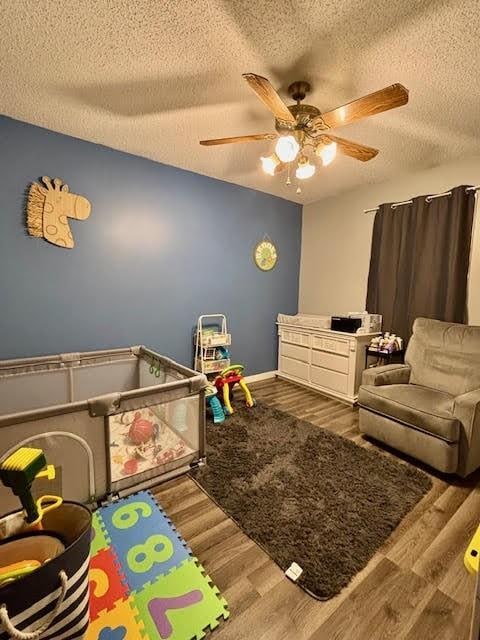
[200, 74, 409, 188]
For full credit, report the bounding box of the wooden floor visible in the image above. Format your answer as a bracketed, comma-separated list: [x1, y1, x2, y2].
[154, 378, 479, 640]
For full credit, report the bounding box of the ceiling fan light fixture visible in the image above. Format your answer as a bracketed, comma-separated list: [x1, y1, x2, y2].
[275, 135, 300, 163]
[260, 153, 281, 176]
[316, 141, 337, 166]
[295, 155, 316, 180]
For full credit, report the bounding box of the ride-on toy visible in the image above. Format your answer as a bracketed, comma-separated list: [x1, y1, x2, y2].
[214, 364, 255, 415]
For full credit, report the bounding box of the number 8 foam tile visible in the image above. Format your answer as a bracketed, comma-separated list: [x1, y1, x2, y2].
[132, 558, 229, 640]
[99, 491, 190, 591]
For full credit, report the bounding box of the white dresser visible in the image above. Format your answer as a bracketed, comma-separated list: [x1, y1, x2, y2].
[277, 322, 380, 404]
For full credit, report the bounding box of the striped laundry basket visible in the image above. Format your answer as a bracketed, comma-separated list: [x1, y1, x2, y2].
[0, 502, 91, 640]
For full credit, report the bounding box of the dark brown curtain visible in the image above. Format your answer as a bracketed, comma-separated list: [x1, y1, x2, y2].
[366, 185, 475, 342]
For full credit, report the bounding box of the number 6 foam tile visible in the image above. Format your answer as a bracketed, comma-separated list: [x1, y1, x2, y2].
[132, 558, 229, 640]
[98, 491, 190, 591]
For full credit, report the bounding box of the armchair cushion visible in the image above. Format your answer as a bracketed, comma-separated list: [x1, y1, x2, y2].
[361, 364, 411, 387]
[407, 318, 480, 397]
[358, 384, 460, 442]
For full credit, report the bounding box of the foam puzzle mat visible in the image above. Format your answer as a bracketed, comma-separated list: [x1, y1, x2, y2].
[86, 490, 229, 640]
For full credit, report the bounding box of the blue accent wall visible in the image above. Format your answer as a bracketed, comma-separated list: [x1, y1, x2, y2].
[0, 116, 301, 373]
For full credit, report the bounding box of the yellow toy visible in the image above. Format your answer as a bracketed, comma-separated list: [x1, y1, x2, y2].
[214, 364, 255, 416]
[465, 524, 480, 574]
[0, 560, 41, 586]
[0, 447, 62, 529]
[0, 533, 66, 586]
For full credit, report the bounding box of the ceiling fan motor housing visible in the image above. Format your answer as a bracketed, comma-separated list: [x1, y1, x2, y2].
[271, 80, 321, 133]
[275, 103, 321, 134]
[288, 80, 311, 102]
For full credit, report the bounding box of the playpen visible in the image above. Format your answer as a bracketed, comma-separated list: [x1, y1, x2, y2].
[0, 346, 207, 513]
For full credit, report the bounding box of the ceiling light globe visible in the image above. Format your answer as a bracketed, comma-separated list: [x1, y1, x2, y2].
[275, 135, 300, 163]
[295, 158, 316, 180]
[318, 141, 337, 167]
[260, 154, 280, 176]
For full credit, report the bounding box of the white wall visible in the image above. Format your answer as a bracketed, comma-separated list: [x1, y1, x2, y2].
[299, 156, 480, 324]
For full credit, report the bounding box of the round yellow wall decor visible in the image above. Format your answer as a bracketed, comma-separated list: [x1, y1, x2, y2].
[254, 237, 278, 271]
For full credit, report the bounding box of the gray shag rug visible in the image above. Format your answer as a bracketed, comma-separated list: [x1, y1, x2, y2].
[191, 401, 432, 600]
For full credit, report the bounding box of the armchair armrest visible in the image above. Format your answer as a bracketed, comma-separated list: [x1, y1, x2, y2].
[362, 364, 411, 387]
[453, 388, 480, 476]
[454, 388, 480, 442]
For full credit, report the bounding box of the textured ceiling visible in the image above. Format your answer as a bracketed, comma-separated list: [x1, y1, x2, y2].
[1, 0, 479, 204]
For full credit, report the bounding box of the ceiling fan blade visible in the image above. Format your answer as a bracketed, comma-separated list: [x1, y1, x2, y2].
[200, 133, 277, 146]
[319, 134, 379, 162]
[313, 84, 409, 130]
[242, 73, 296, 124]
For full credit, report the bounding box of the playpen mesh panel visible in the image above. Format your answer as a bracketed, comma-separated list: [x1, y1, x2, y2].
[72, 358, 139, 401]
[138, 358, 188, 387]
[0, 411, 107, 512]
[0, 370, 70, 414]
[108, 395, 200, 492]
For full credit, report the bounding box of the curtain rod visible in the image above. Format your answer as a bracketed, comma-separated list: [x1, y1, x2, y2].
[363, 184, 480, 214]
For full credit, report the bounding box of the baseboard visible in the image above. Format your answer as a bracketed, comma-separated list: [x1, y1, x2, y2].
[244, 370, 278, 384]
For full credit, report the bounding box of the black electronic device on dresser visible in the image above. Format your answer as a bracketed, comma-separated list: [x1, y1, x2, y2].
[330, 316, 362, 333]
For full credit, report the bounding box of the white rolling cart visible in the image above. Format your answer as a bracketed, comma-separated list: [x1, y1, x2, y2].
[194, 314, 231, 375]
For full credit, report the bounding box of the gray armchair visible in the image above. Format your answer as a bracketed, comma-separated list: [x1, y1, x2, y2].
[358, 317, 480, 476]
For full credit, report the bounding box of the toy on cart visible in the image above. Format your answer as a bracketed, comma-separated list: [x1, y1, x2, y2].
[214, 364, 255, 416]
[205, 385, 226, 424]
[194, 314, 232, 375]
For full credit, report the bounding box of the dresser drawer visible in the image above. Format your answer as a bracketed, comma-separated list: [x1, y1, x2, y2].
[280, 356, 309, 382]
[281, 342, 310, 363]
[311, 349, 349, 374]
[310, 365, 348, 395]
[281, 329, 310, 348]
[312, 335, 349, 356]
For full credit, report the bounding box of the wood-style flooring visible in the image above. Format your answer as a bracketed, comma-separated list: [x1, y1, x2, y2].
[154, 378, 479, 639]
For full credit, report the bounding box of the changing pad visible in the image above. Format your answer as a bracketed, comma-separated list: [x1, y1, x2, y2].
[277, 313, 331, 329]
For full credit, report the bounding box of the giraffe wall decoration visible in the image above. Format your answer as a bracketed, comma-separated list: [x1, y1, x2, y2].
[26, 176, 91, 248]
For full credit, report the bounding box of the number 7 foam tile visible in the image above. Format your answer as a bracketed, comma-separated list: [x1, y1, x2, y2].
[132, 558, 229, 640]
